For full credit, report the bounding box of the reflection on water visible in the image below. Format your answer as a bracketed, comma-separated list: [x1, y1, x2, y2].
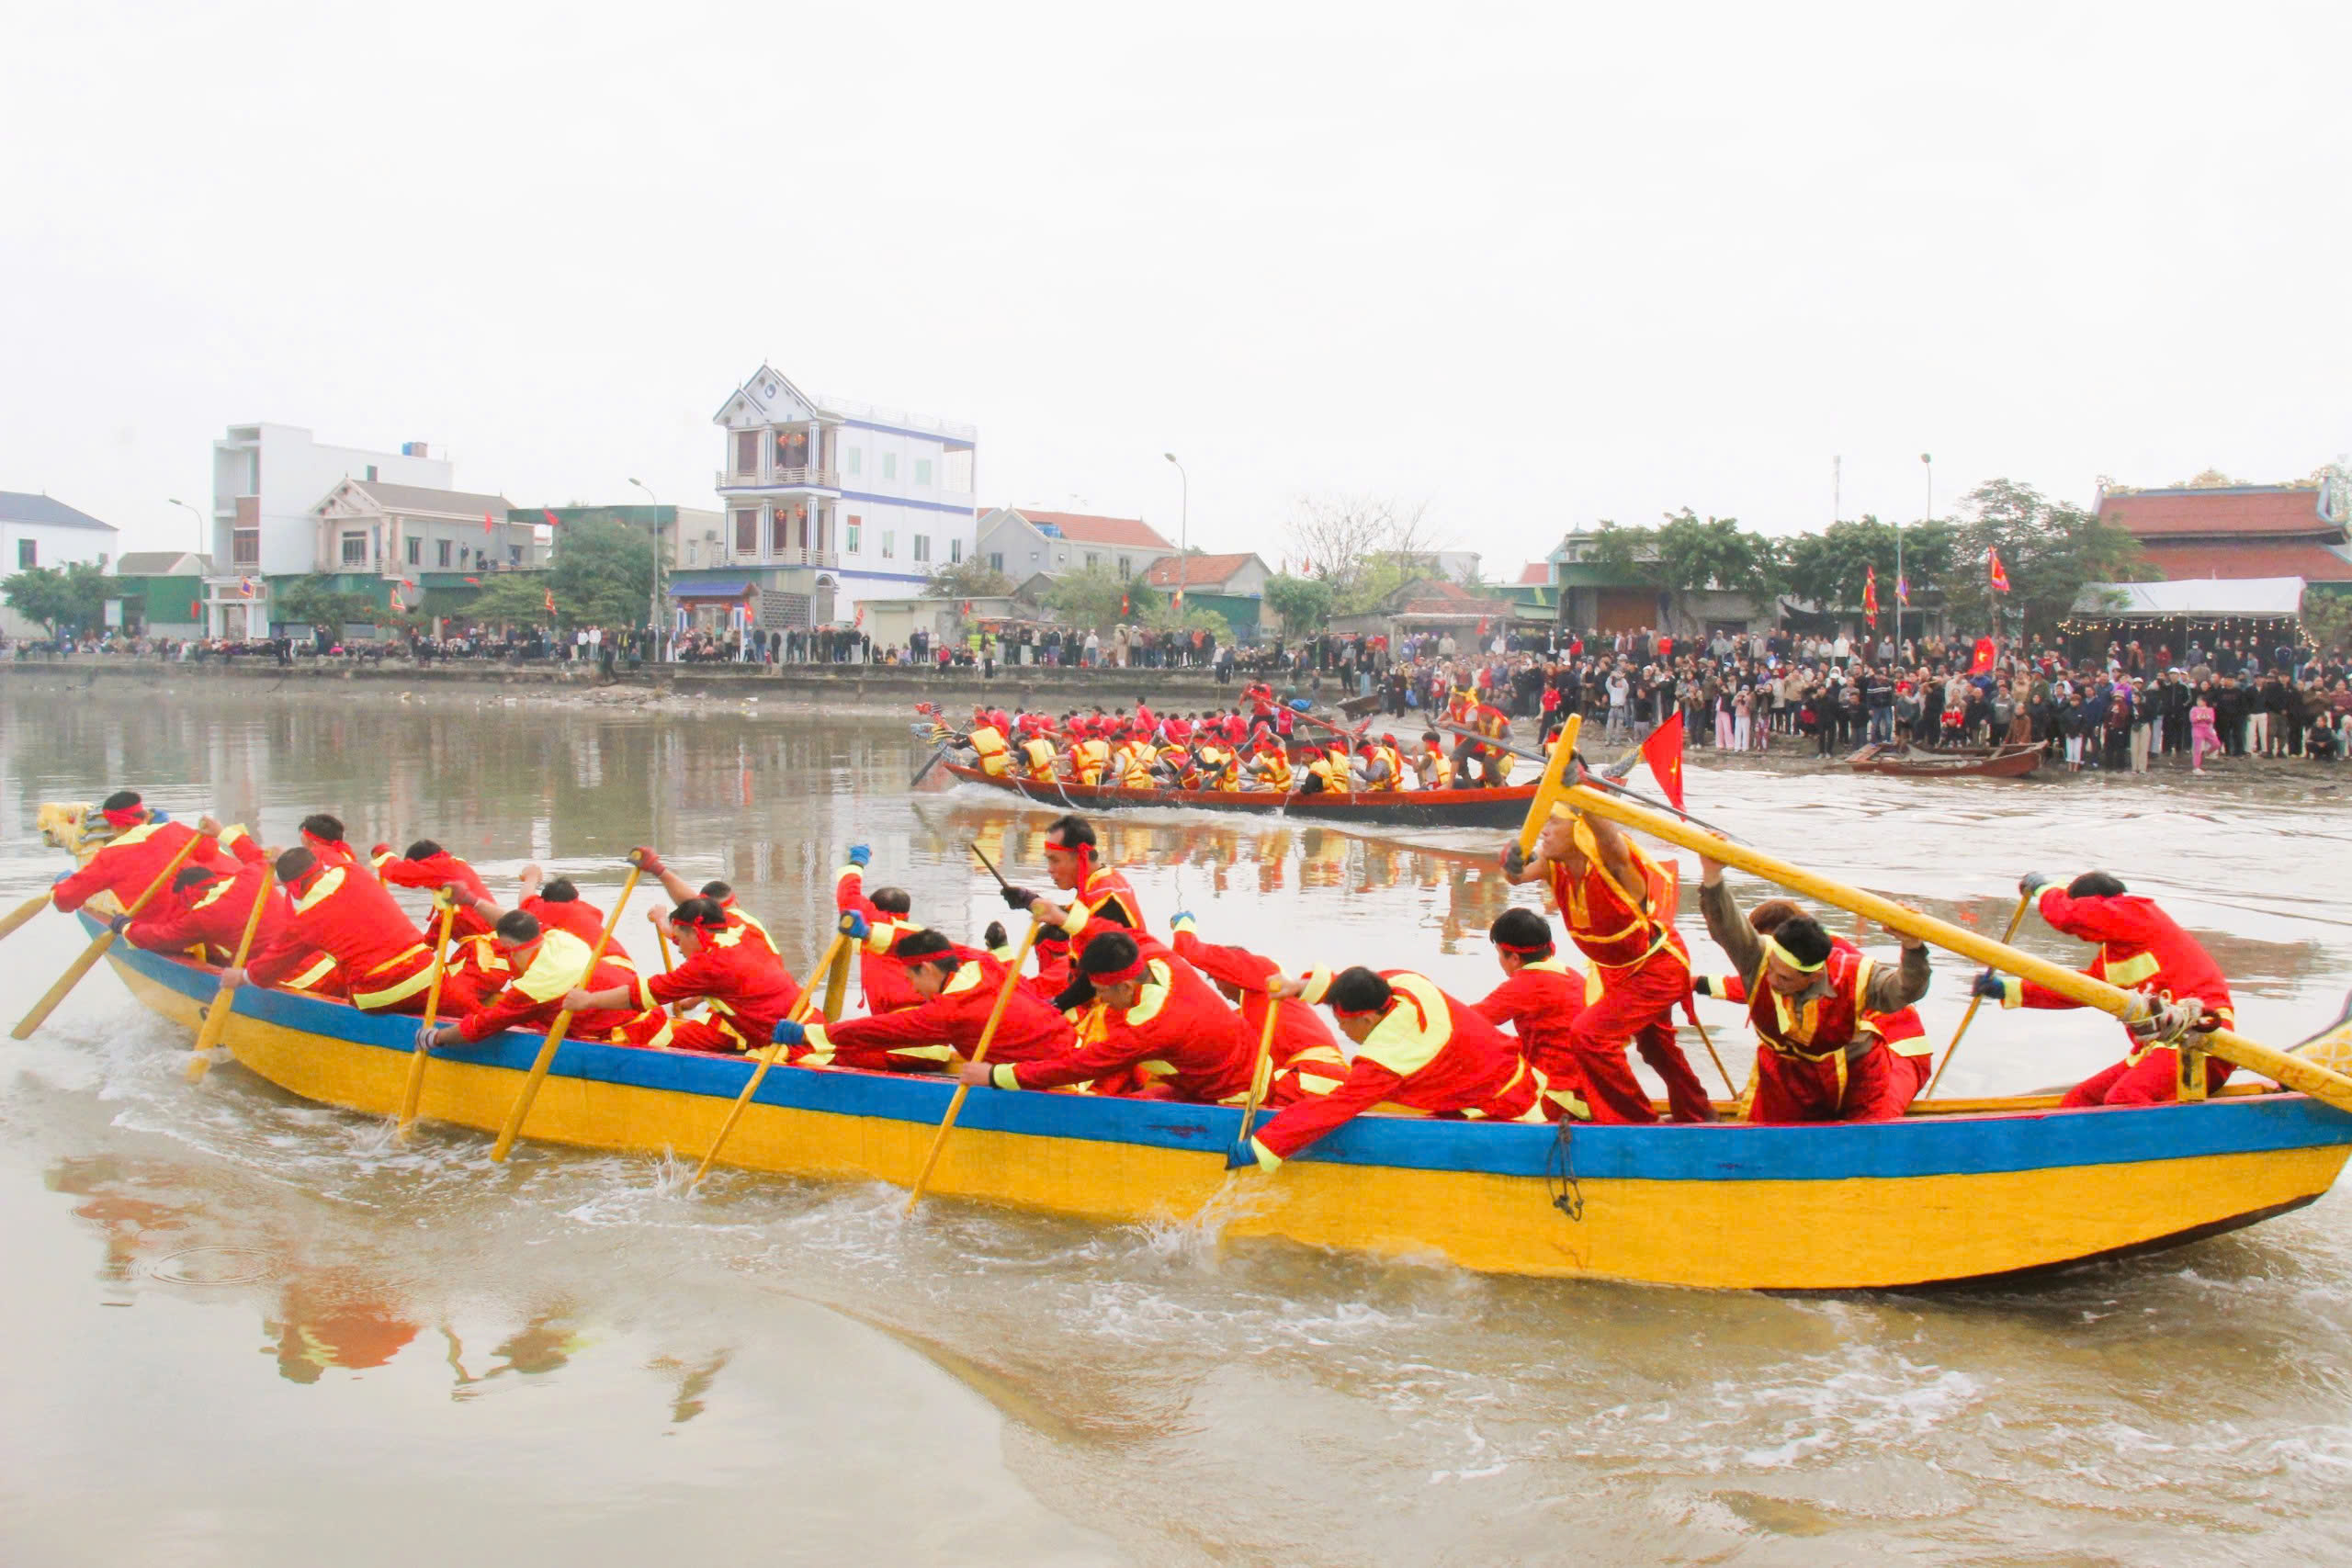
[7, 680, 2352, 1566]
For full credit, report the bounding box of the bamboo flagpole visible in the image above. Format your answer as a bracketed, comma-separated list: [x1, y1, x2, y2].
[689, 919, 854, 1187]
[489, 863, 644, 1162]
[395, 896, 461, 1135]
[1923, 889, 2036, 1099]
[14, 832, 206, 1040]
[186, 861, 277, 1083]
[1555, 778, 2352, 1119]
[0, 891, 51, 946]
[905, 916, 1045, 1214]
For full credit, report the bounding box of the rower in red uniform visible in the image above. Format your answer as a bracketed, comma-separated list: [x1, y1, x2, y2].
[833, 844, 921, 1011]
[1696, 853, 1932, 1122]
[1977, 871, 2237, 1107]
[1166, 911, 1349, 1107]
[1233, 965, 1550, 1169]
[1691, 897, 1934, 1108]
[1000, 815, 1146, 1002]
[955, 931, 1252, 1100]
[1503, 799, 1714, 1122]
[371, 840, 496, 940]
[632, 850, 779, 963]
[423, 909, 669, 1050]
[1471, 908, 1610, 1121]
[776, 927, 1075, 1074]
[299, 814, 366, 873]
[50, 791, 236, 914]
[231, 847, 440, 1012]
[121, 854, 296, 968]
[562, 897, 798, 1055]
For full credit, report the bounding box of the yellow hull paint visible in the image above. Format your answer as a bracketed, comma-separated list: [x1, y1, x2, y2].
[122, 959, 2352, 1292]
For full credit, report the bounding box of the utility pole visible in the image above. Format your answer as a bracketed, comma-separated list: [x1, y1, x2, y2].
[628, 478, 662, 661]
[1163, 452, 1189, 610]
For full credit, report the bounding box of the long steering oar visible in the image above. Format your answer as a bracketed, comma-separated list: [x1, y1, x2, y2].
[689, 917, 855, 1188]
[0, 891, 51, 946]
[905, 916, 1044, 1214]
[186, 861, 277, 1082]
[394, 896, 461, 1135]
[1439, 719, 1742, 840]
[13, 832, 205, 1040]
[1514, 714, 1583, 859]
[488, 861, 644, 1162]
[1555, 777, 2352, 1119]
[909, 744, 954, 790]
[1923, 888, 2036, 1099]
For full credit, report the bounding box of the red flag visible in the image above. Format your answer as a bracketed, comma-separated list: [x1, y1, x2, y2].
[1988, 547, 2011, 594]
[543, 507, 562, 529]
[544, 588, 557, 615]
[1639, 713, 1686, 809]
[482, 511, 494, 536]
[1970, 636, 1996, 674]
[1862, 565, 1879, 629]
[463, 576, 481, 586]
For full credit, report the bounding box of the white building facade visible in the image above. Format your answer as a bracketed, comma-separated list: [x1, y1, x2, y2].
[687, 366, 977, 635]
[0, 491, 119, 637]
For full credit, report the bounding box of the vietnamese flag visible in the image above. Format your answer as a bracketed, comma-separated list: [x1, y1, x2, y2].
[481, 510, 495, 536]
[543, 507, 562, 529]
[1639, 712, 1686, 809]
[1862, 565, 1879, 629]
[1970, 636, 1996, 674]
[544, 588, 557, 615]
[1988, 547, 2011, 594]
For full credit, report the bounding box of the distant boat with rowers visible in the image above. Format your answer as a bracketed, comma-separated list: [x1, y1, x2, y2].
[1848, 740, 2046, 779]
[938, 761, 1539, 828]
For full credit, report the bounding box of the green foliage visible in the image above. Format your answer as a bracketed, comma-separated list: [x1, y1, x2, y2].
[1261, 572, 1334, 635]
[465, 571, 559, 626]
[2, 561, 108, 635]
[1139, 593, 1228, 638]
[2303, 591, 2352, 655]
[923, 558, 1018, 599]
[1942, 479, 2150, 636]
[548, 515, 654, 626]
[1780, 516, 1957, 615]
[1044, 562, 1149, 631]
[274, 576, 379, 641]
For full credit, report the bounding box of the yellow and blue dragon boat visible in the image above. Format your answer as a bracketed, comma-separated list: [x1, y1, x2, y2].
[75, 904, 2352, 1292]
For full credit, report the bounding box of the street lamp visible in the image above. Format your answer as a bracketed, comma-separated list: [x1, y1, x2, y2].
[166, 498, 204, 558]
[1162, 452, 1187, 609]
[628, 477, 662, 660]
[1911, 452, 1932, 650]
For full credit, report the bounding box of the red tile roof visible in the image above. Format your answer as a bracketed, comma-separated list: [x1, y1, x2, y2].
[1145, 552, 1261, 589]
[1517, 562, 1551, 585]
[2139, 539, 2352, 582]
[2098, 486, 2329, 539]
[1009, 509, 1175, 551]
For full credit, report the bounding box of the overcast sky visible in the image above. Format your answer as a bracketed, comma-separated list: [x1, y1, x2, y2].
[6, 2, 2346, 572]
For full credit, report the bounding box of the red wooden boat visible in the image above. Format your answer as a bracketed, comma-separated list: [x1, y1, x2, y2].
[941, 763, 1537, 827]
[1847, 741, 2046, 779]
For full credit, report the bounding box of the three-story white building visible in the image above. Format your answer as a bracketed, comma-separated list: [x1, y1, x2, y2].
[687, 365, 977, 636]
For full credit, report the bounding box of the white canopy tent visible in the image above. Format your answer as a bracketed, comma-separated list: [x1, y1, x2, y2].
[2070, 576, 2306, 620]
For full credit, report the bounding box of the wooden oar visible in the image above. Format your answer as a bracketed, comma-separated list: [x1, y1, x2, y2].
[1556, 778, 2352, 1119]
[908, 745, 953, 789]
[1923, 889, 2036, 1099]
[1232, 976, 1284, 1156]
[13, 832, 205, 1040]
[905, 916, 1044, 1214]
[1514, 714, 1582, 858]
[488, 863, 643, 1162]
[186, 862, 277, 1082]
[394, 896, 461, 1135]
[688, 919, 854, 1188]
[820, 931, 854, 1020]
[0, 891, 52, 945]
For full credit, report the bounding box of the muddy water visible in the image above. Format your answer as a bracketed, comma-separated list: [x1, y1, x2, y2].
[4, 682, 2350, 1567]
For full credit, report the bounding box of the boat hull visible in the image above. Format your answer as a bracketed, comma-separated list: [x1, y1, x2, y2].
[100, 921, 2352, 1292]
[943, 763, 1535, 827]
[1849, 742, 2046, 779]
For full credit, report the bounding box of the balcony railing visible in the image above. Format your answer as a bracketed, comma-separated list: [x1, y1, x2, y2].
[715, 467, 841, 491]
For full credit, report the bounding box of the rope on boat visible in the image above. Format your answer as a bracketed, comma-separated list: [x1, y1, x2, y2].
[1544, 1120, 1584, 1224]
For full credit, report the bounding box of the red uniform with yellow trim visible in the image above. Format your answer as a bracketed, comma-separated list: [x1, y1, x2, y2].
[1994, 885, 2236, 1107]
[248, 863, 439, 1012]
[1736, 944, 1915, 1122]
[372, 848, 495, 941]
[645, 923, 803, 1055]
[521, 894, 633, 966]
[1699, 959, 1932, 1108]
[453, 928, 669, 1046]
[792, 947, 1074, 1074]
[1054, 861, 1147, 964]
[1471, 960, 1611, 1122]
[833, 863, 921, 1012]
[1241, 970, 1549, 1167]
[994, 942, 1253, 1101]
[1168, 917, 1348, 1108]
[124, 857, 297, 968]
[1546, 820, 1713, 1123]
[51, 818, 235, 914]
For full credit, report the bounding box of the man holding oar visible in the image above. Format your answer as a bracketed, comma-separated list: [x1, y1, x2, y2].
[774, 927, 1073, 1073]
[560, 897, 800, 1055]
[995, 816, 1146, 1003]
[48, 791, 236, 916]
[421, 908, 670, 1051]
[228, 847, 442, 1013]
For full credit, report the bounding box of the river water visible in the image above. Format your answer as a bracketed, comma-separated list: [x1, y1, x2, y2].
[4, 680, 2350, 1567]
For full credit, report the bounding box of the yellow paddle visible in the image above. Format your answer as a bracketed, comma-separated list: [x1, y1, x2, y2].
[395, 896, 461, 1137]
[1923, 888, 2036, 1099]
[186, 862, 277, 1082]
[489, 863, 643, 1162]
[0, 891, 51, 945]
[1556, 779, 2352, 1118]
[688, 919, 854, 1188]
[1514, 714, 1582, 859]
[1231, 976, 1284, 1156]
[13, 832, 205, 1040]
[821, 931, 854, 1019]
[905, 916, 1044, 1214]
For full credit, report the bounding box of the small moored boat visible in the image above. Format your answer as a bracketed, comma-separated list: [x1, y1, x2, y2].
[1848, 740, 2046, 779]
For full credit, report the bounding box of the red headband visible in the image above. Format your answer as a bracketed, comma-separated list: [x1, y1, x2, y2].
[1494, 939, 1554, 955]
[1084, 954, 1148, 987]
[102, 806, 144, 828]
[1332, 1004, 1383, 1020]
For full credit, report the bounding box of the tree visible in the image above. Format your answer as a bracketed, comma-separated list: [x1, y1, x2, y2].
[1942, 479, 2149, 637]
[1781, 515, 1958, 619]
[1285, 493, 1446, 615]
[1593, 511, 1780, 599]
[274, 576, 379, 641]
[1261, 572, 1334, 635]
[923, 558, 1017, 599]
[1044, 562, 1150, 631]
[2, 562, 108, 636]
[547, 515, 654, 626]
[2304, 590, 2352, 657]
[465, 571, 559, 627]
